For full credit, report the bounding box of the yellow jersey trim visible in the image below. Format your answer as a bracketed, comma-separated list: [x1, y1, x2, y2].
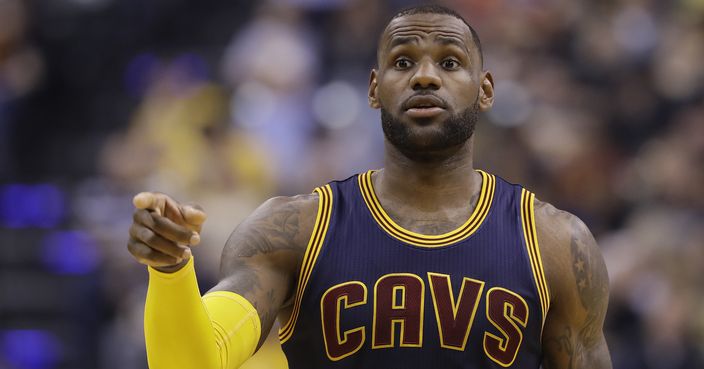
[278, 184, 334, 343]
[357, 170, 495, 247]
[520, 189, 550, 329]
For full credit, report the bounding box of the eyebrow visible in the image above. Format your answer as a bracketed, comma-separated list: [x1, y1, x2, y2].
[387, 35, 420, 50]
[436, 36, 471, 55]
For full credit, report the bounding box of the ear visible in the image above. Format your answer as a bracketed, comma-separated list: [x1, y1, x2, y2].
[368, 69, 381, 109]
[478, 71, 494, 111]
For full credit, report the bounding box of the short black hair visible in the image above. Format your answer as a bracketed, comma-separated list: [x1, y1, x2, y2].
[386, 4, 483, 64]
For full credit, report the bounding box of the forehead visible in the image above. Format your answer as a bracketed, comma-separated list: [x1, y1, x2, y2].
[381, 13, 473, 49]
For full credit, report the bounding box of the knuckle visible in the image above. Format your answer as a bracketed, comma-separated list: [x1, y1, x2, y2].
[141, 228, 157, 244]
[127, 241, 149, 263]
[129, 223, 144, 238]
[151, 215, 168, 233]
[133, 209, 150, 226]
[127, 240, 136, 254]
[159, 242, 179, 256]
[140, 246, 155, 260]
[127, 240, 179, 267]
[178, 228, 191, 240]
[156, 192, 173, 204]
[153, 217, 189, 242]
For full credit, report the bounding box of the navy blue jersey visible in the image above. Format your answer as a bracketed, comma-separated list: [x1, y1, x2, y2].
[279, 170, 550, 369]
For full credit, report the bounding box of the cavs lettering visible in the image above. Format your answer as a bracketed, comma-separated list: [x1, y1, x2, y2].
[280, 172, 551, 369]
[320, 273, 528, 366]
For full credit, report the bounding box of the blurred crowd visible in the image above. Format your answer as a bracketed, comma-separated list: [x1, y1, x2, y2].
[1, 0, 703, 368]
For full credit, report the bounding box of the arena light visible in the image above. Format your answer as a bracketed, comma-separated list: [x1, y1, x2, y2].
[40, 230, 100, 275]
[0, 184, 65, 228]
[0, 329, 61, 369]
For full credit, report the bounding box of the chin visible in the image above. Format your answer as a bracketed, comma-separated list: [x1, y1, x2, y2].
[380, 105, 477, 161]
[389, 129, 472, 162]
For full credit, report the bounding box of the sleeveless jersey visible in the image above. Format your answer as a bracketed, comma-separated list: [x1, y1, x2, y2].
[278, 170, 550, 369]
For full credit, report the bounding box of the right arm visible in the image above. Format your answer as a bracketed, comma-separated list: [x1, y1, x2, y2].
[209, 193, 319, 348]
[127, 192, 318, 369]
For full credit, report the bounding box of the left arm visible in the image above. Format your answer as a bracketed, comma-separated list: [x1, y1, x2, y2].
[535, 200, 612, 369]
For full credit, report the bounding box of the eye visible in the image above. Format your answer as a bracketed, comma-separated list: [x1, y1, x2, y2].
[441, 58, 461, 70]
[394, 58, 413, 70]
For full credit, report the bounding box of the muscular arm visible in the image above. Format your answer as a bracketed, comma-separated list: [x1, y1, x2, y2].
[535, 200, 612, 369]
[130, 192, 318, 368]
[208, 193, 319, 348]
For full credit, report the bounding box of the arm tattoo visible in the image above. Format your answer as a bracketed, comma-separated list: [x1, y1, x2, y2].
[547, 327, 576, 369]
[212, 196, 315, 346]
[569, 218, 608, 349]
[218, 202, 302, 295]
[540, 201, 612, 369]
[233, 203, 301, 258]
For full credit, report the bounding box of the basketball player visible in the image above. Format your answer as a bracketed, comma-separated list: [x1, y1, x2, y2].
[127, 5, 612, 369]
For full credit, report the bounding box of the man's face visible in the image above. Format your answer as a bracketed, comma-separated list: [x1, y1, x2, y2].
[369, 13, 493, 158]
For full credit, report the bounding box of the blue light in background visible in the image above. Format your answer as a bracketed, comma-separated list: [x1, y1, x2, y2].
[32, 185, 65, 228]
[123, 52, 209, 98]
[124, 52, 159, 98]
[0, 184, 65, 228]
[172, 53, 209, 82]
[1, 184, 32, 228]
[0, 330, 61, 369]
[40, 231, 100, 275]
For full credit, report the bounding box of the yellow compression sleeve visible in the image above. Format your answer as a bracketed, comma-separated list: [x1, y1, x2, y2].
[145, 257, 261, 369]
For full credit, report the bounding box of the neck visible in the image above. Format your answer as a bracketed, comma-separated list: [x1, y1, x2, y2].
[375, 137, 480, 211]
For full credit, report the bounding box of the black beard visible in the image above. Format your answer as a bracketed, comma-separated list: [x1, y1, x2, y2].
[381, 101, 480, 161]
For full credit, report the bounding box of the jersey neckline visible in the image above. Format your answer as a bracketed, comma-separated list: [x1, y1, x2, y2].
[357, 170, 496, 248]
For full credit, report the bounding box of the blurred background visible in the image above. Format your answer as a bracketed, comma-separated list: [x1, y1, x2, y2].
[0, 0, 703, 368]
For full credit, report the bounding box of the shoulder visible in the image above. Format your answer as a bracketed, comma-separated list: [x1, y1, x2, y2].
[533, 198, 589, 252]
[243, 192, 320, 248]
[221, 192, 320, 270]
[257, 192, 320, 221]
[532, 199, 609, 303]
[261, 192, 320, 237]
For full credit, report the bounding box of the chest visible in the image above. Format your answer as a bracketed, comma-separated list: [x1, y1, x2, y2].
[300, 222, 541, 363]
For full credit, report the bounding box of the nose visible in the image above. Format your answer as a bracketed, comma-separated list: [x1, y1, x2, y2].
[410, 59, 441, 90]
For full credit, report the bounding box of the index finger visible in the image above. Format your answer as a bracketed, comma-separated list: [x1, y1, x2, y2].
[182, 204, 207, 227]
[134, 192, 206, 232]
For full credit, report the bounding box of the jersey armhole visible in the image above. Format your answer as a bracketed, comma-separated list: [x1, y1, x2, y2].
[520, 189, 551, 335]
[278, 184, 334, 344]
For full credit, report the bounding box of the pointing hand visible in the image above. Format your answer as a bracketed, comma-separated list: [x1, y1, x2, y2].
[127, 192, 207, 271]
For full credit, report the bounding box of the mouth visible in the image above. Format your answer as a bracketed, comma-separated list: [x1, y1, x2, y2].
[403, 95, 447, 119]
